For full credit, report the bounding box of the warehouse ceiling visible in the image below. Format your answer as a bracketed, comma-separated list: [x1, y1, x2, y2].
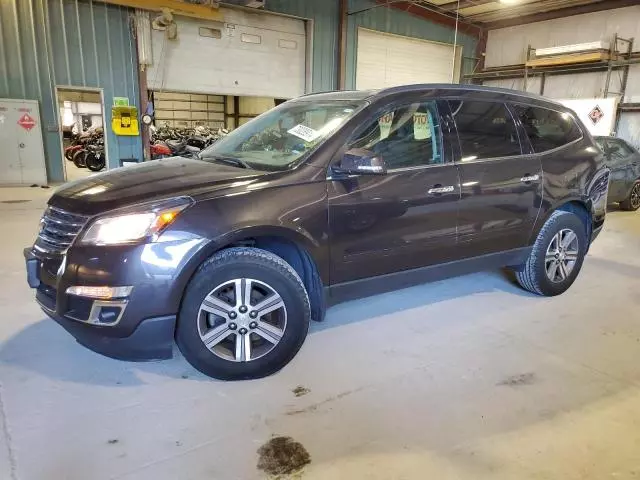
[385, 0, 638, 28]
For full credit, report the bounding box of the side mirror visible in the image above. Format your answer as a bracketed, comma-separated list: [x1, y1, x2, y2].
[337, 148, 387, 175]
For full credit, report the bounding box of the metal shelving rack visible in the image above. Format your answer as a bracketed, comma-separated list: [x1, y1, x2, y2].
[464, 34, 638, 105]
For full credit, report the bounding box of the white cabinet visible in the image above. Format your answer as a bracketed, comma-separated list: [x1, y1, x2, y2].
[0, 99, 48, 186]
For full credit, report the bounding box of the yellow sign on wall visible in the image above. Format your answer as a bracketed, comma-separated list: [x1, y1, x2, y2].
[111, 106, 139, 136]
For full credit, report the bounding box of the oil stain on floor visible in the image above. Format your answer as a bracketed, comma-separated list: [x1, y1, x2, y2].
[292, 386, 310, 397]
[497, 372, 537, 387]
[257, 436, 311, 477]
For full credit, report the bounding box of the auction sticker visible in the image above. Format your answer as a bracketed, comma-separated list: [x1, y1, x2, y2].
[288, 124, 320, 142]
[378, 112, 394, 139]
[413, 112, 431, 140]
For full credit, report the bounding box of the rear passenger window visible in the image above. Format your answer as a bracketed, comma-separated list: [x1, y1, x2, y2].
[449, 100, 521, 160]
[511, 105, 582, 153]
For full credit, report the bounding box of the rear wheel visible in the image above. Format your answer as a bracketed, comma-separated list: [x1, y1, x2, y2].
[514, 210, 587, 296]
[620, 181, 640, 211]
[176, 247, 310, 380]
[72, 149, 87, 168]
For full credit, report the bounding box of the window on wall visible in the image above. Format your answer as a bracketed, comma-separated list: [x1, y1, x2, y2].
[449, 100, 521, 160]
[511, 104, 582, 153]
[349, 101, 442, 169]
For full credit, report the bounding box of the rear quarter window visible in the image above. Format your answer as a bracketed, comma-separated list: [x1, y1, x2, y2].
[511, 104, 582, 153]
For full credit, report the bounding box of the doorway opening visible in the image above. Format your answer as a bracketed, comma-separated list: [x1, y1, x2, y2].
[56, 87, 108, 182]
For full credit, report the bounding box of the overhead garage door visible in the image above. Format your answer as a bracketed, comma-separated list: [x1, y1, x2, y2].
[146, 8, 307, 99]
[356, 28, 462, 90]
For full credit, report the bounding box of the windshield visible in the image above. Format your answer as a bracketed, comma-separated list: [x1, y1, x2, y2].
[199, 100, 363, 171]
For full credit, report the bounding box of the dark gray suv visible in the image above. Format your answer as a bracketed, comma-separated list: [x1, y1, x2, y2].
[25, 85, 610, 380]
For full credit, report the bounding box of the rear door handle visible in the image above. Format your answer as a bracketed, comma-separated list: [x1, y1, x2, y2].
[520, 174, 540, 183]
[427, 185, 455, 195]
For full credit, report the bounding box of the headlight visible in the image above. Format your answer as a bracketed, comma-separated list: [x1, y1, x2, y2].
[79, 197, 192, 246]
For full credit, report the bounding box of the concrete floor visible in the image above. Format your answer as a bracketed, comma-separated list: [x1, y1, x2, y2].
[1, 186, 640, 480]
[64, 161, 95, 182]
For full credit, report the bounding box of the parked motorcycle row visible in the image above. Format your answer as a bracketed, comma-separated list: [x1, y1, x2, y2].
[64, 128, 106, 172]
[150, 125, 228, 159]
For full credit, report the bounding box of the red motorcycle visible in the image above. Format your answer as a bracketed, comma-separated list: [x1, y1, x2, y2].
[150, 141, 172, 159]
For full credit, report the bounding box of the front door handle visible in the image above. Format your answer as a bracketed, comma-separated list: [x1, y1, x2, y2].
[427, 185, 455, 195]
[520, 174, 540, 183]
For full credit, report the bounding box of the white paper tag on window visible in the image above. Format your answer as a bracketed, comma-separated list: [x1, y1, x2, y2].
[287, 124, 320, 142]
[378, 112, 394, 139]
[413, 112, 431, 140]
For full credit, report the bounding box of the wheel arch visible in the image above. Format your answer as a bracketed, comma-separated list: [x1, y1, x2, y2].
[171, 226, 328, 323]
[531, 199, 593, 249]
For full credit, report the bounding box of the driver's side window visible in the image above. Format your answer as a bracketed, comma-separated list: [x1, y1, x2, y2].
[349, 101, 442, 170]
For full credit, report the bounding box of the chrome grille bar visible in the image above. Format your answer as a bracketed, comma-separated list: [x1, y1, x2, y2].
[35, 206, 89, 254]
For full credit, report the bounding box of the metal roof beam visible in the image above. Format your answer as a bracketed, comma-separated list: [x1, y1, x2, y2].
[438, 0, 494, 11]
[95, 0, 224, 21]
[484, 0, 638, 29]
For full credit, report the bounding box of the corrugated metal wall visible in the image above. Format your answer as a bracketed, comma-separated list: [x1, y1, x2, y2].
[267, 0, 478, 93]
[266, 0, 339, 92]
[0, 0, 141, 183]
[345, 0, 478, 89]
[484, 6, 640, 148]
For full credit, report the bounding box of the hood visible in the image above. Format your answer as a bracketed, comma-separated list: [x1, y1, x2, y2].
[50, 157, 267, 215]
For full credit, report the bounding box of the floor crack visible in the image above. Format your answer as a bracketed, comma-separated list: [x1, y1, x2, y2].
[0, 382, 18, 480]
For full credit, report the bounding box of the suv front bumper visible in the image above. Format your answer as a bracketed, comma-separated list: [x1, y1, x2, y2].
[24, 246, 177, 361]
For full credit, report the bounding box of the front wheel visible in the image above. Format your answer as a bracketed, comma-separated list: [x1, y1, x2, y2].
[514, 210, 587, 296]
[620, 181, 640, 211]
[86, 151, 106, 172]
[177, 247, 311, 380]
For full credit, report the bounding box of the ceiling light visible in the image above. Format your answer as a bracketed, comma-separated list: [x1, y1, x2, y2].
[500, 0, 520, 4]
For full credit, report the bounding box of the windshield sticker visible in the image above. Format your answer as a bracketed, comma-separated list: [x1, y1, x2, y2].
[288, 124, 320, 142]
[413, 112, 432, 140]
[378, 112, 394, 139]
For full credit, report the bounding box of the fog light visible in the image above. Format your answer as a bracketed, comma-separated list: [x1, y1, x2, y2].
[66, 286, 133, 299]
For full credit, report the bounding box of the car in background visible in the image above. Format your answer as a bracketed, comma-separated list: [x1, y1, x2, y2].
[595, 136, 640, 211]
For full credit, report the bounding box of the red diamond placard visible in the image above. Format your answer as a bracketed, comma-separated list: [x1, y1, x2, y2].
[17, 113, 36, 131]
[588, 105, 604, 125]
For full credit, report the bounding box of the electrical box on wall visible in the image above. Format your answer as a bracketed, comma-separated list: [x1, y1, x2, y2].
[111, 106, 139, 136]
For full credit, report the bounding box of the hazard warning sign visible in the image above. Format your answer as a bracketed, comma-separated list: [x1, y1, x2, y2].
[17, 113, 36, 131]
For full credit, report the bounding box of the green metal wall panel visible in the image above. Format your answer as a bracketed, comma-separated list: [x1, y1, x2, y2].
[0, 0, 141, 183]
[265, 0, 339, 92]
[346, 0, 478, 89]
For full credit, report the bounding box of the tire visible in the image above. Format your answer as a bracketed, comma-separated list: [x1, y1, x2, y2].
[64, 147, 76, 161]
[72, 149, 87, 168]
[86, 151, 106, 172]
[514, 210, 587, 296]
[176, 247, 311, 380]
[619, 180, 640, 211]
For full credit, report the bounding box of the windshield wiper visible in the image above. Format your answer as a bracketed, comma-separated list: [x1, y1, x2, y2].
[201, 155, 252, 169]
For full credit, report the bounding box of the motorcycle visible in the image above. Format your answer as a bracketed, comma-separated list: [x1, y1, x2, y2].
[150, 125, 227, 159]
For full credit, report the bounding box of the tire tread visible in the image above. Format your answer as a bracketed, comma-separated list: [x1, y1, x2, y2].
[515, 210, 575, 296]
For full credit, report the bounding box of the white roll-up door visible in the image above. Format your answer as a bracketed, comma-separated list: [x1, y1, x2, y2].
[147, 8, 307, 99]
[356, 28, 462, 90]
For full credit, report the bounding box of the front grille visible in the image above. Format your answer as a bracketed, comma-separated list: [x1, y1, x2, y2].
[34, 206, 89, 254]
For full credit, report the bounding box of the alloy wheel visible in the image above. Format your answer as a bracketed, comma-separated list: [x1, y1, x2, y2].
[197, 278, 287, 362]
[545, 228, 579, 283]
